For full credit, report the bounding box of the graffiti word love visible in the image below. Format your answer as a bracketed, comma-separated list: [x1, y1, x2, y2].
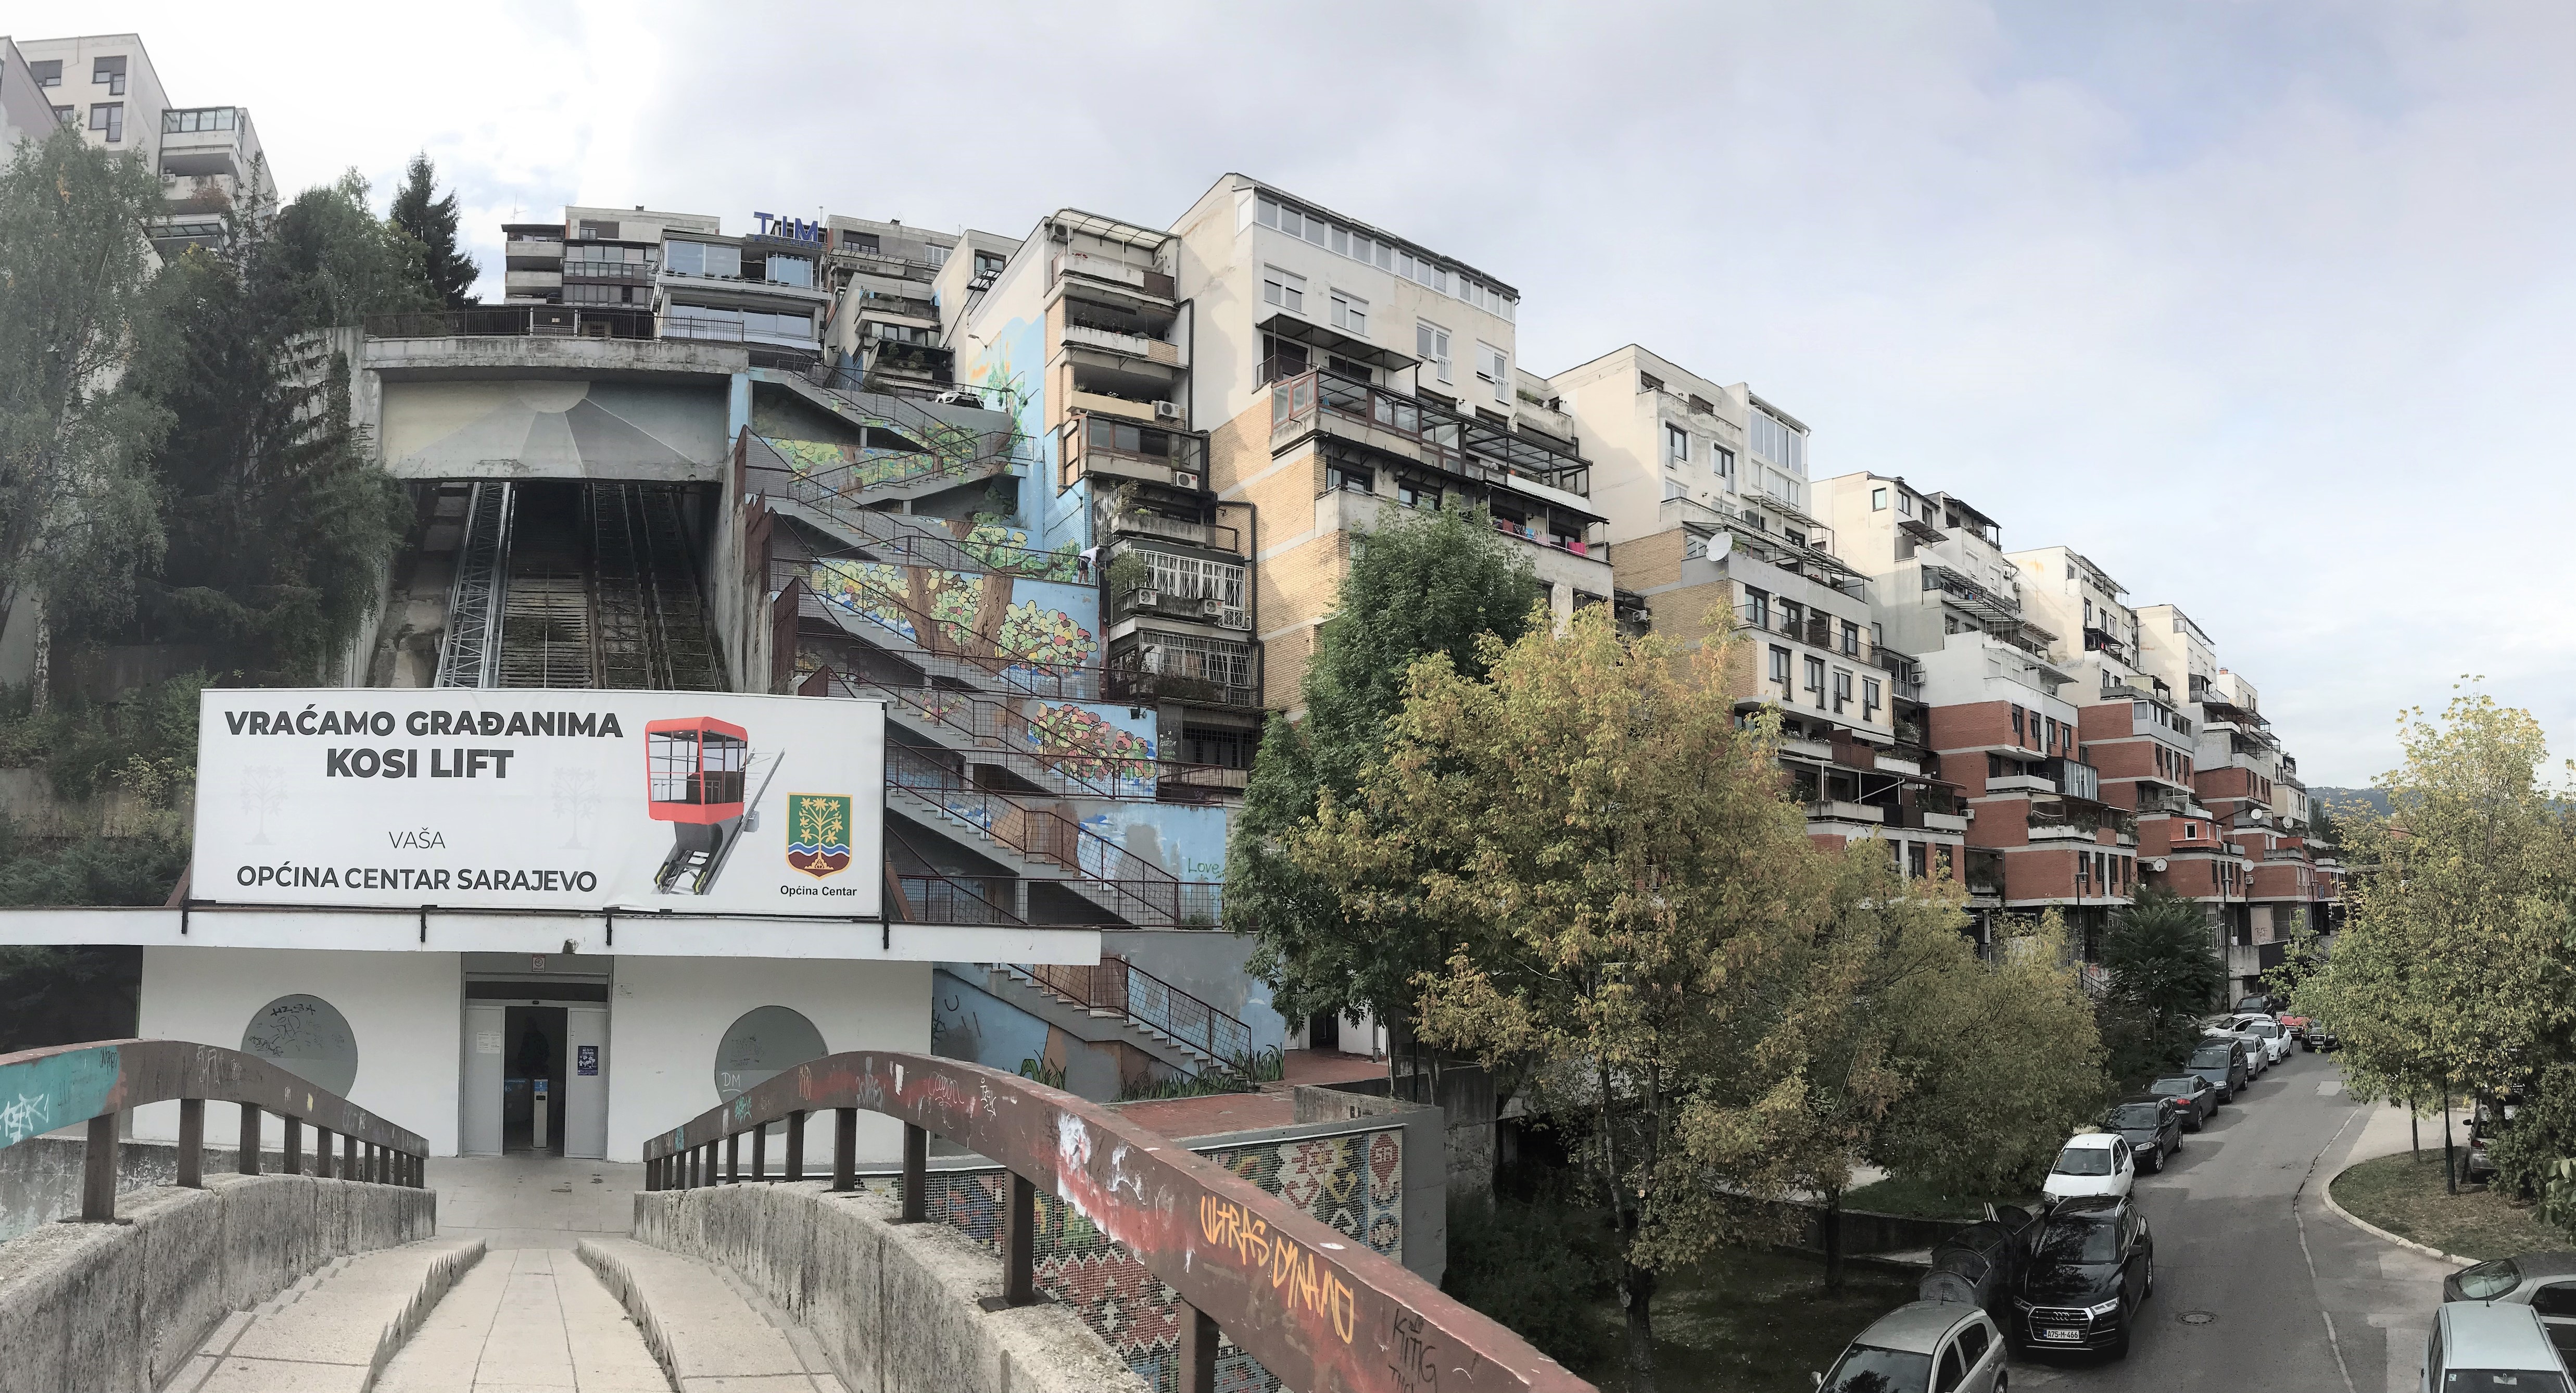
[1198, 1195, 1359, 1344]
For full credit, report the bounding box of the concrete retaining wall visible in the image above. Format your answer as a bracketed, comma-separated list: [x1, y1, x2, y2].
[633, 1181, 1148, 1393]
[1, 1134, 305, 1243]
[0, 1172, 436, 1393]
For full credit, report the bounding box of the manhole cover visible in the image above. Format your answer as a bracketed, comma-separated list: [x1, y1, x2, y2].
[2179, 1311, 2217, 1326]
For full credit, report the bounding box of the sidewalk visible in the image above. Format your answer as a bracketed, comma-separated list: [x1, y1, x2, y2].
[376, 1248, 666, 1393]
[430, 1154, 645, 1252]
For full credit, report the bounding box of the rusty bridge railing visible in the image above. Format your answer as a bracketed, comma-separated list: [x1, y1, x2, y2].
[0, 1038, 430, 1223]
[639, 1051, 1589, 1393]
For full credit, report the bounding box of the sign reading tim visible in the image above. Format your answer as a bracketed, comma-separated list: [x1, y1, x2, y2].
[193, 690, 883, 918]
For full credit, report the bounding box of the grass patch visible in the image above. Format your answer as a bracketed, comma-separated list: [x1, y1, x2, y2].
[2330, 1150, 2565, 1260]
[1576, 1247, 1922, 1393]
[1842, 1173, 2036, 1221]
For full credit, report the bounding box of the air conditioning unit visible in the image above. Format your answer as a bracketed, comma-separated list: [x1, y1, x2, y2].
[1153, 400, 1182, 420]
[1173, 472, 1201, 491]
[1132, 589, 1161, 608]
[1196, 598, 1226, 619]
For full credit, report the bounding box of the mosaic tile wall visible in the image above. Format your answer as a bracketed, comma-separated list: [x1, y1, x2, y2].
[852, 1124, 1404, 1393]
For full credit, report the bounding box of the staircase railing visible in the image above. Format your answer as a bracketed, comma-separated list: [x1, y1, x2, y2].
[636, 1053, 1589, 1393]
[885, 744, 1190, 926]
[1004, 959, 1252, 1064]
[768, 499, 1089, 586]
[0, 1039, 429, 1223]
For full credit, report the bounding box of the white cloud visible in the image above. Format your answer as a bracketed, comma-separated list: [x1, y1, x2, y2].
[38, 0, 2576, 782]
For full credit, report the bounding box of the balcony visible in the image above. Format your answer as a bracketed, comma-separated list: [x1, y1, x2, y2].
[158, 107, 251, 180]
[829, 243, 931, 281]
[505, 235, 564, 268]
[865, 340, 954, 382]
[1807, 800, 1886, 827]
[1105, 638, 1262, 709]
[1661, 496, 1866, 597]
[364, 307, 656, 340]
[852, 290, 939, 323]
[1919, 562, 2022, 620]
[1736, 603, 1878, 667]
[1064, 321, 1183, 368]
[1108, 509, 1239, 554]
[1113, 547, 1248, 632]
[1985, 773, 2054, 795]
[1063, 414, 1206, 492]
[1053, 252, 1176, 300]
[1267, 367, 1591, 498]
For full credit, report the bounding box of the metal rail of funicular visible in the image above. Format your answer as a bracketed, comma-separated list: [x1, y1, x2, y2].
[591, 483, 725, 692]
[434, 481, 515, 688]
[639, 486, 724, 691]
[590, 483, 656, 689]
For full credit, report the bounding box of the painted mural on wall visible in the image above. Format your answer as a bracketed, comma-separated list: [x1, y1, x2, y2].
[765, 434, 969, 499]
[960, 520, 1084, 583]
[963, 313, 1093, 559]
[1074, 800, 1232, 893]
[850, 1124, 1404, 1393]
[800, 561, 1098, 675]
[1028, 702, 1156, 796]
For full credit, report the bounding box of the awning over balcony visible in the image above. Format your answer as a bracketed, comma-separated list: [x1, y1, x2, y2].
[1255, 310, 1418, 373]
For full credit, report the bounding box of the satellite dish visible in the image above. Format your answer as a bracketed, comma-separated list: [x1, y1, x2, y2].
[2150, 858, 2169, 872]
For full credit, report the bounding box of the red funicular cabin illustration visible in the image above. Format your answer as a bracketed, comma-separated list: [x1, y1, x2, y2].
[646, 717, 750, 894]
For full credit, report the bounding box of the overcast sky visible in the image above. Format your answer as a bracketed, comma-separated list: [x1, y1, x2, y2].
[39, 1, 2576, 786]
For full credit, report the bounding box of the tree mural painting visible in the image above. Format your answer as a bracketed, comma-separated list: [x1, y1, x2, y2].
[961, 521, 1084, 583]
[1027, 703, 1157, 795]
[999, 599, 1097, 675]
[804, 559, 917, 642]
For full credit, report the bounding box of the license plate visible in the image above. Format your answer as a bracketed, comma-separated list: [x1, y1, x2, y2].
[2040, 1328, 2082, 1342]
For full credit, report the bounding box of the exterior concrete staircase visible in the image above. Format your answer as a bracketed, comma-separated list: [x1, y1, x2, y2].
[954, 961, 1238, 1078]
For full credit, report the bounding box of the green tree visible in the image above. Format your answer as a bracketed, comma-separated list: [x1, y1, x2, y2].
[1230, 497, 1539, 1061]
[1285, 607, 1827, 1388]
[0, 126, 173, 670]
[126, 178, 424, 676]
[2296, 689, 2576, 1192]
[2101, 885, 2225, 1075]
[387, 152, 478, 307]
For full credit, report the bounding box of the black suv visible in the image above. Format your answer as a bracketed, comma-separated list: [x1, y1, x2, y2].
[2015, 1195, 2155, 1358]
[2106, 1095, 2184, 1172]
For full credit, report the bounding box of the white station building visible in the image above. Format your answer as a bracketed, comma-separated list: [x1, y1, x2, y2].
[0, 693, 1093, 1166]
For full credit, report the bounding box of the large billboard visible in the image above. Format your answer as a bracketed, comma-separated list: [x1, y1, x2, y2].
[193, 690, 883, 918]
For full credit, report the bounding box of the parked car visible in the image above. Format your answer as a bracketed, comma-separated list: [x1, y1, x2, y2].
[1921, 1206, 2041, 1325]
[2043, 1131, 2137, 1203]
[2206, 1025, 2270, 1076]
[2447, 1252, 2576, 1363]
[2421, 1300, 2576, 1391]
[2014, 1194, 2155, 1359]
[2186, 1038, 2250, 1102]
[2225, 1014, 2296, 1064]
[2466, 1093, 2523, 1186]
[1817, 1299, 2010, 1393]
[2234, 993, 2279, 1014]
[2149, 1073, 2218, 1130]
[2105, 1096, 2184, 1173]
[2291, 1014, 2339, 1050]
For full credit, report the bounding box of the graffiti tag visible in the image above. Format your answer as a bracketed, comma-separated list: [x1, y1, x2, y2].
[0, 1091, 51, 1147]
[1199, 1195, 1359, 1344]
[1387, 1310, 1439, 1390]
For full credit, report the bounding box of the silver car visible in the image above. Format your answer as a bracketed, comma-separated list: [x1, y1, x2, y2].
[2446, 1253, 2576, 1365]
[2422, 1300, 2575, 1392]
[1817, 1299, 2009, 1393]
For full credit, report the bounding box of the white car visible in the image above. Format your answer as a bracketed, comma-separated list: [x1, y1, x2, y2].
[2225, 1015, 2295, 1065]
[2207, 1026, 2270, 1075]
[2043, 1131, 2137, 1202]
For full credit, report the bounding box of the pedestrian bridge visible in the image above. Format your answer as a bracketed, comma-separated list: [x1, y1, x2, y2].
[0, 1039, 1590, 1392]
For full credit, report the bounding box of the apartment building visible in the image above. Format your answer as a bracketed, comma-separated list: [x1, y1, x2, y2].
[1819, 475, 2140, 951]
[820, 215, 957, 395]
[494, 206, 829, 369]
[1168, 174, 1612, 712]
[4, 33, 273, 254]
[1553, 346, 1961, 863]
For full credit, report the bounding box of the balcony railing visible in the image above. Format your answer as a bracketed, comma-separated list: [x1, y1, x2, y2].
[1063, 322, 1183, 367]
[364, 306, 659, 340]
[1920, 561, 2022, 619]
[852, 290, 939, 321]
[1736, 602, 1878, 666]
[1061, 413, 1206, 492]
[1052, 252, 1177, 300]
[1105, 663, 1262, 711]
[1266, 366, 1592, 497]
[1108, 509, 1240, 555]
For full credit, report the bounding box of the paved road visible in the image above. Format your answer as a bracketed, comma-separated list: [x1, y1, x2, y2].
[2009, 1048, 2461, 1393]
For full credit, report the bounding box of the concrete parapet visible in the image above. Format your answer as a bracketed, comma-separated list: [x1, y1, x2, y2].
[631, 1181, 1149, 1393]
[0, 1172, 436, 1393]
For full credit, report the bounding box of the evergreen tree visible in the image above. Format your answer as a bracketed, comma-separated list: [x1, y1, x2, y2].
[1226, 497, 1540, 1050]
[0, 126, 173, 663]
[128, 174, 431, 677]
[387, 152, 478, 307]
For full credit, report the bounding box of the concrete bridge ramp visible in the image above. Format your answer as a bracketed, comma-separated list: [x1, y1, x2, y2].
[169, 1236, 484, 1392]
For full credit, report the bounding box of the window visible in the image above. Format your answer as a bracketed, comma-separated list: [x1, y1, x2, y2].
[578, 219, 620, 240]
[1713, 445, 1734, 482]
[88, 103, 123, 142]
[30, 60, 61, 87]
[93, 56, 127, 95]
[1639, 372, 1664, 393]
[1769, 646, 1791, 686]
[1688, 394, 1716, 415]
[1329, 291, 1366, 334]
[762, 254, 814, 287]
[1416, 322, 1451, 384]
[663, 241, 741, 278]
[1744, 589, 1770, 627]
[1898, 492, 1915, 517]
[52, 105, 71, 124]
[1804, 656, 1826, 700]
[1863, 676, 1882, 718]
[1750, 410, 1807, 474]
[1840, 621, 1861, 656]
[921, 244, 948, 267]
[1665, 424, 1690, 467]
[163, 107, 239, 134]
[1397, 478, 1437, 509]
[1934, 1344, 1965, 1393]
[1955, 1323, 1991, 1369]
[1326, 461, 1370, 494]
[1832, 669, 1853, 713]
[2012, 707, 2026, 744]
[974, 250, 1007, 278]
[844, 232, 881, 254]
[1262, 266, 1305, 312]
[1872, 486, 1888, 510]
[1479, 343, 1508, 400]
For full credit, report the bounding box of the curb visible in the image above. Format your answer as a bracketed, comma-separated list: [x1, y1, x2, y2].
[2318, 1165, 2477, 1269]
